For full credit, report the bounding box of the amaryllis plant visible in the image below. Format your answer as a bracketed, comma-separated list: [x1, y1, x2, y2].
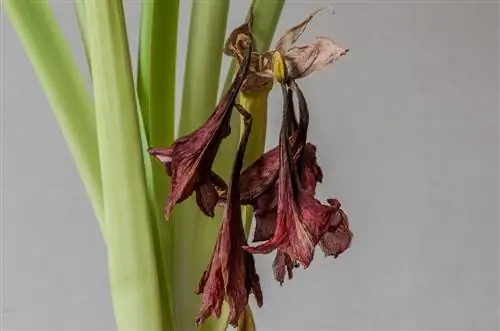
[6, 0, 352, 330]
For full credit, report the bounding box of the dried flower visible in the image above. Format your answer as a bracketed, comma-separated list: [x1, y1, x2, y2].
[275, 7, 349, 80]
[224, 7, 349, 91]
[196, 105, 263, 327]
[243, 84, 340, 268]
[149, 42, 253, 219]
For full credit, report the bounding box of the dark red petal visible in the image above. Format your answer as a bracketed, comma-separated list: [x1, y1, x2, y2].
[195, 264, 224, 325]
[272, 250, 295, 285]
[159, 44, 253, 218]
[280, 189, 337, 267]
[239, 146, 280, 202]
[252, 209, 277, 242]
[209, 171, 228, 191]
[196, 184, 218, 217]
[319, 209, 353, 258]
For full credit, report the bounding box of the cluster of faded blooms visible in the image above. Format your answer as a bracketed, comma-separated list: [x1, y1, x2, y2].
[149, 7, 353, 327]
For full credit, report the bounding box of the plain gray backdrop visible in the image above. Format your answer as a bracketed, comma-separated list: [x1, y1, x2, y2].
[2, 0, 499, 330]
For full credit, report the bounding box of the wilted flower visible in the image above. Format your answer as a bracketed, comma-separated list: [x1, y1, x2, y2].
[243, 84, 342, 268]
[196, 106, 263, 327]
[149, 42, 253, 219]
[224, 7, 349, 91]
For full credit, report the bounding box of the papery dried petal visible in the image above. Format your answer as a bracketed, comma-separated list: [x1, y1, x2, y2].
[286, 37, 349, 79]
[224, 10, 253, 57]
[275, 6, 334, 54]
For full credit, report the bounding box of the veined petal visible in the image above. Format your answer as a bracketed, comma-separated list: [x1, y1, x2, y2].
[196, 104, 263, 327]
[286, 37, 349, 79]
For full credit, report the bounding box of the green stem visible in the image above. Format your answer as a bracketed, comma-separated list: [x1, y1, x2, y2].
[84, 1, 164, 329]
[4, 0, 104, 230]
[137, 1, 179, 328]
[239, 90, 271, 236]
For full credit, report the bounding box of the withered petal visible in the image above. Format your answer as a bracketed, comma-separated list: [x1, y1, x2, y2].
[196, 106, 263, 327]
[158, 43, 253, 218]
[224, 10, 253, 57]
[148, 147, 172, 175]
[244, 84, 336, 268]
[196, 183, 219, 217]
[196, 251, 225, 325]
[272, 250, 295, 285]
[319, 200, 353, 258]
[252, 209, 276, 243]
[275, 6, 334, 54]
[286, 37, 349, 79]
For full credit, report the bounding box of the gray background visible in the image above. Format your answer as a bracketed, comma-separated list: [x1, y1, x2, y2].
[2, 0, 499, 330]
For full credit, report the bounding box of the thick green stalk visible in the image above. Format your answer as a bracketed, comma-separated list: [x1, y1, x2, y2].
[137, 1, 179, 328]
[3, 0, 104, 228]
[84, 1, 163, 329]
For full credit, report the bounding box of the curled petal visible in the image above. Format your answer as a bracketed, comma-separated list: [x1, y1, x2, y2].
[150, 43, 253, 218]
[319, 199, 353, 258]
[286, 37, 349, 80]
[224, 10, 253, 57]
[275, 6, 334, 54]
[196, 107, 263, 327]
[148, 147, 172, 175]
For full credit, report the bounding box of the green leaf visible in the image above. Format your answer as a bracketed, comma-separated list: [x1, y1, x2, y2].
[137, 1, 179, 329]
[3, 0, 104, 230]
[84, 1, 165, 329]
[73, 1, 92, 75]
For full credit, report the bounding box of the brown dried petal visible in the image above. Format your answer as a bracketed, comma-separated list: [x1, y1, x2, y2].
[286, 37, 349, 79]
[275, 6, 334, 54]
[224, 10, 253, 57]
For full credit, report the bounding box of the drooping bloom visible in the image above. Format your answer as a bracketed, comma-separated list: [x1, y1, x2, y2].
[243, 84, 342, 268]
[149, 42, 253, 219]
[246, 81, 351, 283]
[196, 107, 263, 327]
